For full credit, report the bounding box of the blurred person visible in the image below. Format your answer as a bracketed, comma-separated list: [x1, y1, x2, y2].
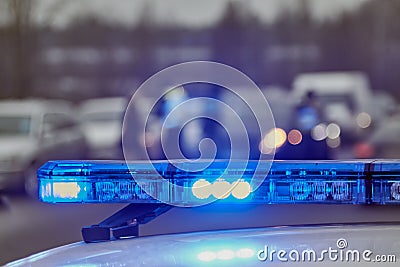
[292, 90, 329, 159]
[296, 91, 322, 132]
[151, 87, 205, 160]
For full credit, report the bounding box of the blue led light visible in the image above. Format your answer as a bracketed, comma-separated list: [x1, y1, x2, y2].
[38, 160, 400, 205]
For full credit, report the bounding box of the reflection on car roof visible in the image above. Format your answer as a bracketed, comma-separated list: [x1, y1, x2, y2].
[7, 224, 400, 267]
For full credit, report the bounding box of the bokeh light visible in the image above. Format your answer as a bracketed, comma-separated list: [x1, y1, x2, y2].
[326, 123, 341, 139]
[260, 127, 286, 154]
[356, 112, 372, 128]
[327, 137, 341, 148]
[353, 142, 374, 158]
[311, 123, 327, 141]
[143, 132, 156, 148]
[288, 129, 302, 145]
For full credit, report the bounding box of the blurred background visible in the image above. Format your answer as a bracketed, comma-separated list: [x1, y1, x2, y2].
[1, 0, 400, 264]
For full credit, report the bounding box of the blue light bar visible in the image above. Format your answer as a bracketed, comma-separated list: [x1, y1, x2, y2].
[38, 160, 400, 205]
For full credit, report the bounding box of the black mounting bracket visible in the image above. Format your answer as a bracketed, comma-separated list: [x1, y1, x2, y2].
[81, 203, 172, 243]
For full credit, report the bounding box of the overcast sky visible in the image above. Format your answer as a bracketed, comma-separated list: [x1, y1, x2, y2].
[2, 0, 369, 28]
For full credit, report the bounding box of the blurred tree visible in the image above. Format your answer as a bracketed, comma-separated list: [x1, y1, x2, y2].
[132, 3, 157, 85]
[6, 0, 35, 98]
[2, 0, 398, 101]
[317, 12, 360, 71]
[273, 0, 314, 44]
[356, 0, 400, 98]
[212, 1, 245, 66]
[315, 0, 400, 99]
[212, 1, 267, 84]
[268, 0, 316, 87]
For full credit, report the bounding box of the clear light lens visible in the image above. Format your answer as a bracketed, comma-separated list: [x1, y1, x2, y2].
[231, 180, 251, 199]
[212, 179, 232, 199]
[53, 182, 81, 199]
[192, 179, 212, 199]
[192, 179, 251, 200]
[289, 182, 351, 201]
[391, 182, 400, 200]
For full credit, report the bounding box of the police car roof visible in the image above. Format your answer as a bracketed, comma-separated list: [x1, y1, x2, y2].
[7, 224, 400, 267]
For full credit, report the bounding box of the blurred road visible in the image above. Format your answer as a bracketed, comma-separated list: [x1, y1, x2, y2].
[0, 194, 124, 265]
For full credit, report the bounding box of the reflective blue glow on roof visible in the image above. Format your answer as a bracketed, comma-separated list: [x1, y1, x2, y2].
[38, 160, 400, 205]
[194, 240, 257, 264]
[7, 224, 400, 266]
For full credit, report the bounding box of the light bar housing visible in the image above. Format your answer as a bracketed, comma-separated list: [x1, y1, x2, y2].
[38, 160, 400, 205]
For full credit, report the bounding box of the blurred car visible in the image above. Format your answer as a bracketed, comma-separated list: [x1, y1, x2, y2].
[0, 99, 87, 197]
[366, 113, 400, 158]
[292, 71, 375, 144]
[79, 97, 128, 159]
[368, 91, 397, 125]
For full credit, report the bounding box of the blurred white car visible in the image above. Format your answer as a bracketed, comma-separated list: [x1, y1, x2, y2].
[79, 97, 128, 159]
[367, 113, 400, 158]
[292, 72, 375, 141]
[0, 99, 87, 197]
